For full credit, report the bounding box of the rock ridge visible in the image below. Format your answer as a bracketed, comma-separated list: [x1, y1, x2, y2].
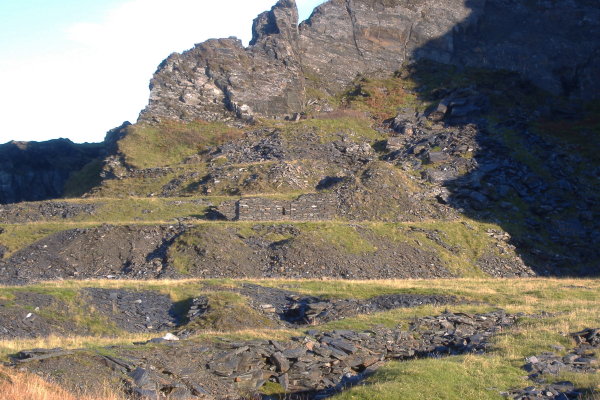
[139, 0, 600, 123]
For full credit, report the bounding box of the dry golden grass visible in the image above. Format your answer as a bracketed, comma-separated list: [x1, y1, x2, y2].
[0, 365, 122, 400]
[0, 334, 159, 360]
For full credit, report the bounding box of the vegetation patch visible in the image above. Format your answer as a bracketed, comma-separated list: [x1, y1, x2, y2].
[333, 355, 524, 400]
[263, 116, 384, 144]
[341, 74, 419, 120]
[184, 291, 277, 332]
[118, 120, 242, 169]
[299, 222, 378, 255]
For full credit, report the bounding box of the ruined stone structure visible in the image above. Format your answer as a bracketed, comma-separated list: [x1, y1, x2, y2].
[218, 193, 337, 221]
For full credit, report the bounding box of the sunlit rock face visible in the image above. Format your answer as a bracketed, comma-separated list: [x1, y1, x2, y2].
[139, 0, 599, 123]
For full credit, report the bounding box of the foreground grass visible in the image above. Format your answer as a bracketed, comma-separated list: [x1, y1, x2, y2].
[0, 365, 123, 400]
[335, 355, 524, 400]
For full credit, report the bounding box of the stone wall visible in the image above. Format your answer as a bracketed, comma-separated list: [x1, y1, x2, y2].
[218, 193, 337, 221]
[288, 193, 337, 221]
[238, 198, 288, 221]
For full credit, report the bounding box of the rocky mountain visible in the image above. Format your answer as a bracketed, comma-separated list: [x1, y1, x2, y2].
[1, 2, 599, 400]
[0, 0, 598, 280]
[140, 0, 600, 123]
[0, 139, 104, 204]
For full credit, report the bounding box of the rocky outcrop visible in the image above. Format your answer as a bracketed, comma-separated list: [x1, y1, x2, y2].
[0, 139, 104, 204]
[298, 0, 473, 90]
[140, 0, 600, 123]
[139, 0, 304, 123]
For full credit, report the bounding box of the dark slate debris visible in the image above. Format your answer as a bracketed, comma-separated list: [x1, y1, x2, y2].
[505, 327, 599, 400]
[9, 310, 521, 400]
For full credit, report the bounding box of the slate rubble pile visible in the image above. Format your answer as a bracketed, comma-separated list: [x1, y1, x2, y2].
[506, 328, 599, 400]
[0, 225, 186, 285]
[0, 291, 72, 339]
[82, 288, 178, 332]
[9, 310, 520, 399]
[384, 89, 599, 274]
[203, 310, 518, 397]
[282, 293, 458, 325]
[226, 283, 459, 326]
[186, 296, 210, 322]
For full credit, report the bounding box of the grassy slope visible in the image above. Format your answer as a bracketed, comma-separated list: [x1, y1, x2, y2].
[118, 120, 242, 169]
[1, 194, 509, 278]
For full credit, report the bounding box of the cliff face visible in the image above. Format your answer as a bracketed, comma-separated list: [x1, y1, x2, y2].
[0, 140, 103, 204]
[140, 0, 305, 123]
[139, 0, 600, 123]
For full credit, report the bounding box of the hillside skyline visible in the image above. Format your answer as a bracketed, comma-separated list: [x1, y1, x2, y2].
[0, 0, 325, 144]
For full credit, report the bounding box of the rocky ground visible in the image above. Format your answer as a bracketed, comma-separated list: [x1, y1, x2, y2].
[6, 308, 598, 400]
[8, 310, 521, 399]
[506, 329, 600, 400]
[1, 278, 598, 399]
[0, 283, 460, 339]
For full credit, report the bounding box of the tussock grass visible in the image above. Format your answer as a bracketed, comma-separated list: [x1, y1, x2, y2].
[0, 365, 123, 400]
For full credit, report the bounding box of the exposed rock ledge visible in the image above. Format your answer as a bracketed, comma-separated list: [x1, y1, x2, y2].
[139, 0, 600, 123]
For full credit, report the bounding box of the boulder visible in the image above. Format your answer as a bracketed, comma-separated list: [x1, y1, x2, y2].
[386, 136, 404, 152]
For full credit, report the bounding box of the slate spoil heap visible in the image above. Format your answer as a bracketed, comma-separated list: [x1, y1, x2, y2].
[281, 293, 458, 325]
[11, 310, 520, 399]
[1, 0, 599, 398]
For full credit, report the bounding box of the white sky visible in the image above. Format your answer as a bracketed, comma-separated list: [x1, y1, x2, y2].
[0, 0, 325, 144]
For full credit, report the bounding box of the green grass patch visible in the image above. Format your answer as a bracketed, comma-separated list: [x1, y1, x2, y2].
[333, 355, 524, 400]
[299, 222, 378, 254]
[77, 197, 213, 223]
[261, 116, 384, 144]
[118, 120, 242, 169]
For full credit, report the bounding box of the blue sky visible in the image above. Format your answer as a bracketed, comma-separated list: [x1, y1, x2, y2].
[0, 0, 325, 143]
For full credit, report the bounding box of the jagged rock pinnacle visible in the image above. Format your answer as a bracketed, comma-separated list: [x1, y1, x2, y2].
[138, 0, 600, 124]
